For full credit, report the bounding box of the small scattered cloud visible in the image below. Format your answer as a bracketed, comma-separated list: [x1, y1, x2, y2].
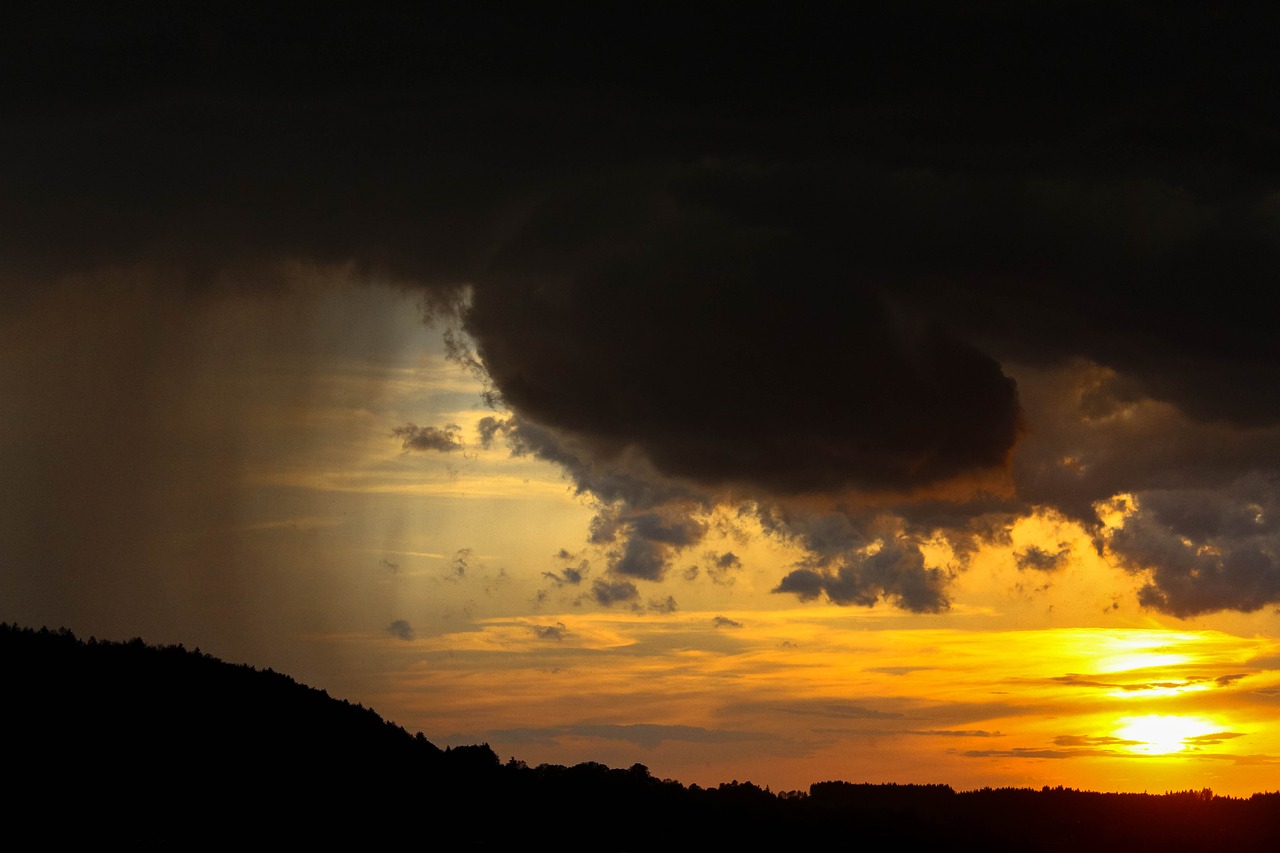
[1051, 673, 1237, 693]
[571, 499, 711, 585]
[448, 548, 472, 580]
[768, 515, 955, 613]
[869, 666, 935, 676]
[392, 422, 463, 453]
[607, 510, 709, 581]
[778, 703, 905, 721]
[1054, 735, 1139, 747]
[713, 615, 743, 629]
[1186, 732, 1247, 746]
[532, 623, 566, 641]
[970, 731, 1249, 760]
[475, 724, 769, 749]
[1015, 545, 1071, 572]
[543, 555, 588, 587]
[387, 619, 414, 641]
[590, 578, 639, 606]
[962, 747, 1111, 760]
[647, 595, 678, 614]
[707, 551, 743, 585]
[476, 415, 515, 449]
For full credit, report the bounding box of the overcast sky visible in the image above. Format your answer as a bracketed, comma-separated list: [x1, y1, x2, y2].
[6, 3, 1280, 795]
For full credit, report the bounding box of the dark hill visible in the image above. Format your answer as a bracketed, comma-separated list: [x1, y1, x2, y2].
[3, 624, 490, 843]
[5, 623, 1280, 850]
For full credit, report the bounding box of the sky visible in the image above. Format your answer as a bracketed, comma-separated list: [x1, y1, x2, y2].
[6, 3, 1280, 796]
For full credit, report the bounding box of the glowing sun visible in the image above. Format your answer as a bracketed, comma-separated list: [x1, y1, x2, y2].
[1113, 715, 1220, 755]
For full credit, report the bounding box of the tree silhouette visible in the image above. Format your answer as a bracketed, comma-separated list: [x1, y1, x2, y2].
[5, 622, 1280, 849]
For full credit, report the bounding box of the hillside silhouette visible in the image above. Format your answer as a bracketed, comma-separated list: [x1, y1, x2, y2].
[5, 623, 1279, 849]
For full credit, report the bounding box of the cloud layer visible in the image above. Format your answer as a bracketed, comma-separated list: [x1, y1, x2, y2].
[8, 5, 1280, 616]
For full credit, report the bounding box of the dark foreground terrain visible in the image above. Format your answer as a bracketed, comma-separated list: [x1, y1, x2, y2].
[5, 623, 1278, 849]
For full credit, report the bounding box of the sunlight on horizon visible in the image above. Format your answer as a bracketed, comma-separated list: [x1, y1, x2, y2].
[11, 281, 1278, 799]
[357, 602, 1280, 795]
[1112, 715, 1230, 756]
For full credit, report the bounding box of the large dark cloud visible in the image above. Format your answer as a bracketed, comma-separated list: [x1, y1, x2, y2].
[465, 168, 1024, 495]
[7, 4, 1280, 615]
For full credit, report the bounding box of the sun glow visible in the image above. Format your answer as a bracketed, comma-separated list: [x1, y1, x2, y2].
[1090, 634, 1195, 674]
[1112, 715, 1222, 755]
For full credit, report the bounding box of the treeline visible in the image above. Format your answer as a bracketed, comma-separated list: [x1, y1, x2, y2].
[5, 623, 1279, 849]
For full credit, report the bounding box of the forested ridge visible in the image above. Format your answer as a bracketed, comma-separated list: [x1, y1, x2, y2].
[5, 623, 1278, 849]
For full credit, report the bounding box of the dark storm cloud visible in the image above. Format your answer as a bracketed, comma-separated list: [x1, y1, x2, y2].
[9, 5, 1280, 618]
[392, 423, 463, 453]
[1010, 363, 1280, 522]
[466, 180, 1024, 497]
[1006, 363, 1280, 615]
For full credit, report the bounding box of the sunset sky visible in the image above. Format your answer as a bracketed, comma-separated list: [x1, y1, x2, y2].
[6, 4, 1280, 796]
